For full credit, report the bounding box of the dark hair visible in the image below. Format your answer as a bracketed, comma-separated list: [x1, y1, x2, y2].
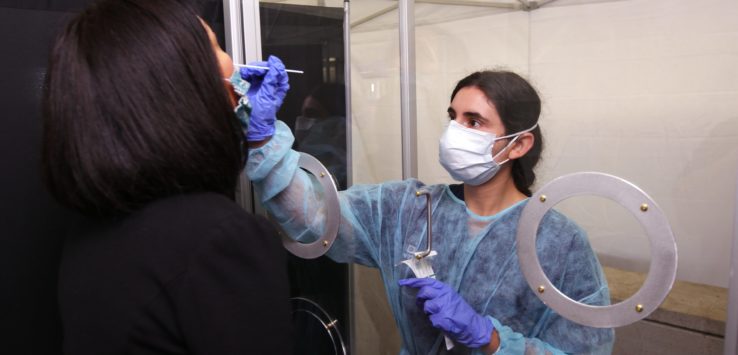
[451, 70, 543, 196]
[42, 0, 243, 216]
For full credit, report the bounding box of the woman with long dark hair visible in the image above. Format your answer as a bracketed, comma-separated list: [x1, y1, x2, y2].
[42, 0, 291, 353]
[247, 70, 614, 354]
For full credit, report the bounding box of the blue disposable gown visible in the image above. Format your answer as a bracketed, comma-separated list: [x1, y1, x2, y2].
[247, 121, 615, 354]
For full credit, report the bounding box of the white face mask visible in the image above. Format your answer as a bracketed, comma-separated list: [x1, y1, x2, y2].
[438, 120, 538, 186]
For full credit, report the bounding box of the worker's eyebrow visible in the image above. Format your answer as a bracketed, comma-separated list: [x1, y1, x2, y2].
[447, 107, 489, 122]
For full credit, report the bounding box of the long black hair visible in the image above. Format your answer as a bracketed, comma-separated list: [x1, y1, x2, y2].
[451, 70, 543, 196]
[42, 0, 242, 216]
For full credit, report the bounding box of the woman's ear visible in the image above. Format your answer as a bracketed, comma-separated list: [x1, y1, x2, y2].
[508, 132, 535, 160]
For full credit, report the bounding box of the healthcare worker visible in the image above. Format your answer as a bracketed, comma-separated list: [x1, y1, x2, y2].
[243, 68, 614, 354]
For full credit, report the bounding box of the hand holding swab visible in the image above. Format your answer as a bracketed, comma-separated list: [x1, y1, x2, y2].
[234, 63, 304, 75]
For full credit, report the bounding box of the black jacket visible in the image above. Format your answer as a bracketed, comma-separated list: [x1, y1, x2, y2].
[58, 193, 292, 354]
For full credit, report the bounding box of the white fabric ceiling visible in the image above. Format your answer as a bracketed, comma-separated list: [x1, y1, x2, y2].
[262, 0, 627, 32]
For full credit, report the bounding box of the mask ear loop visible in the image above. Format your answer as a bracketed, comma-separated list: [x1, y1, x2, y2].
[490, 122, 539, 164]
[496, 122, 539, 140]
[491, 135, 521, 165]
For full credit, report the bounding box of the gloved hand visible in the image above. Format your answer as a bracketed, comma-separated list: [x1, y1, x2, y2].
[239, 55, 290, 141]
[399, 278, 495, 348]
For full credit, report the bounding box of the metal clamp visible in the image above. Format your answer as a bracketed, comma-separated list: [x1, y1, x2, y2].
[516, 172, 678, 328]
[280, 153, 340, 259]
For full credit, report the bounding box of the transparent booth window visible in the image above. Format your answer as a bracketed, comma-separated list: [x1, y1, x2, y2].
[348, 0, 737, 354]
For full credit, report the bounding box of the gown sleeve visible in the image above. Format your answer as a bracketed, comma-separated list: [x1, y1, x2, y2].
[246, 120, 413, 267]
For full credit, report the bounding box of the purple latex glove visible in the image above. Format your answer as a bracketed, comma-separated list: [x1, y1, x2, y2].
[399, 278, 495, 348]
[239, 55, 290, 141]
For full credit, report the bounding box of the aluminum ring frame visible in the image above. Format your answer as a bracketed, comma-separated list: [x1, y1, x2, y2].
[291, 297, 347, 355]
[516, 172, 678, 328]
[280, 152, 341, 259]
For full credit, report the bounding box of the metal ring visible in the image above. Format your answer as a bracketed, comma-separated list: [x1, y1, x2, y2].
[280, 153, 340, 259]
[290, 297, 347, 355]
[516, 172, 678, 328]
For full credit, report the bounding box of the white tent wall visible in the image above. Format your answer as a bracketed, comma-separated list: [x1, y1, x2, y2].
[529, 0, 738, 289]
[348, 0, 737, 353]
[348, 27, 403, 185]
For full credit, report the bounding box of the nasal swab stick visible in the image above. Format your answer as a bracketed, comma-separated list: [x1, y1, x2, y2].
[234, 63, 304, 74]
